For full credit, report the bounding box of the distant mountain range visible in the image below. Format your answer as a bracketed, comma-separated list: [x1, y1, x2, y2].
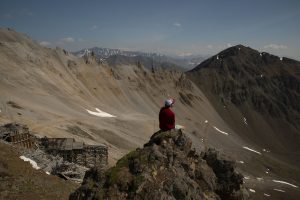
[73, 47, 206, 70]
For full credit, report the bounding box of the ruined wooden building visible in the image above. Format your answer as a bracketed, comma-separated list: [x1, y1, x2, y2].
[0, 123, 35, 148]
[0, 123, 108, 168]
[40, 137, 108, 168]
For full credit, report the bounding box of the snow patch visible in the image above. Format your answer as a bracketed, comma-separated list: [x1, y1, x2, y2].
[280, 57, 283, 61]
[213, 126, 229, 135]
[273, 188, 285, 193]
[260, 53, 262, 56]
[204, 120, 208, 124]
[175, 124, 185, 130]
[238, 161, 244, 164]
[272, 180, 298, 188]
[256, 177, 264, 181]
[249, 189, 256, 193]
[264, 193, 271, 197]
[243, 146, 262, 155]
[262, 149, 271, 153]
[266, 171, 269, 174]
[86, 108, 115, 117]
[216, 55, 219, 60]
[244, 176, 250, 180]
[260, 74, 263, 78]
[19, 156, 40, 170]
[243, 117, 248, 125]
[46, 171, 50, 175]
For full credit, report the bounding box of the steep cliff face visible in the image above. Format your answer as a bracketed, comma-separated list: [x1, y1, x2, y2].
[187, 45, 300, 162]
[70, 129, 247, 200]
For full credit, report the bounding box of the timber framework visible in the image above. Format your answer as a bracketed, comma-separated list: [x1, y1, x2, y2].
[40, 137, 108, 168]
[0, 123, 35, 148]
[0, 123, 108, 168]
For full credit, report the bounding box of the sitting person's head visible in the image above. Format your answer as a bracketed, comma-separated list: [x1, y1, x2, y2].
[165, 98, 175, 107]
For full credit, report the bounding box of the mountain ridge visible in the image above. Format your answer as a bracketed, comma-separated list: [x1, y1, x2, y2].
[73, 46, 206, 70]
[187, 44, 300, 165]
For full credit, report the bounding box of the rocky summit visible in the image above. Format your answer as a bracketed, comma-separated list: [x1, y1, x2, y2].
[70, 129, 248, 200]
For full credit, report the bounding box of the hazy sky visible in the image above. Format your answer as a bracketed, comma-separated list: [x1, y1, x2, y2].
[1, 0, 300, 59]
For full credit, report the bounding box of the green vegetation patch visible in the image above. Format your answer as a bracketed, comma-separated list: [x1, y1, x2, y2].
[105, 150, 138, 185]
[105, 148, 147, 194]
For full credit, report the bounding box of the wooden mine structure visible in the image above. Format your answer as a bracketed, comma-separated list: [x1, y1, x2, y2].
[0, 123, 108, 168]
[40, 137, 108, 168]
[0, 123, 35, 148]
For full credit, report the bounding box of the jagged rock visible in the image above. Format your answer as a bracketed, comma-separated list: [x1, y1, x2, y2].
[175, 74, 194, 91]
[203, 149, 245, 199]
[70, 129, 247, 200]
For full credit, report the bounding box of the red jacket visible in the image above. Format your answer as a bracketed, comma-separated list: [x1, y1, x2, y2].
[159, 106, 175, 131]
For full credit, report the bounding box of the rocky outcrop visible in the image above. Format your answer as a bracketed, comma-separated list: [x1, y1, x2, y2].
[70, 129, 248, 200]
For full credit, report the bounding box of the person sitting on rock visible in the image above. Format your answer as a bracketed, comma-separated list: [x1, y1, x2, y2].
[159, 98, 175, 131]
